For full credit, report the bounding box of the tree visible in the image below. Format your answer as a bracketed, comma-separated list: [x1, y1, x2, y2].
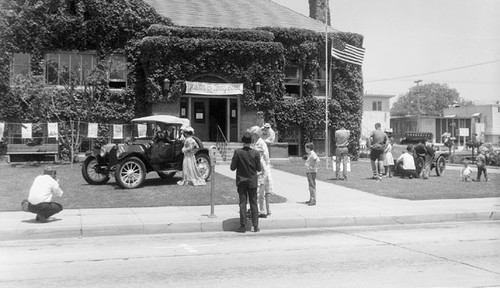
[390, 83, 470, 116]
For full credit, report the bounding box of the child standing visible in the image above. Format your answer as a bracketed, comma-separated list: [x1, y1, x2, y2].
[383, 137, 394, 177]
[476, 149, 488, 182]
[304, 142, 320, 206]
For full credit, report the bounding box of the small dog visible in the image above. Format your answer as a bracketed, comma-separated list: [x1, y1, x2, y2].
[460, 160, 473, 182]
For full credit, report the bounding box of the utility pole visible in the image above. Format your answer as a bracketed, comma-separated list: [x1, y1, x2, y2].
[414, 80, 422, 117]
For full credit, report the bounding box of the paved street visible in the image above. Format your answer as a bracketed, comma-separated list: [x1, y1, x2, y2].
[1, 221, 499, 288]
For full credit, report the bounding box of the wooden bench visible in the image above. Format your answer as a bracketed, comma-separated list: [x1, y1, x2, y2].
[6, 144, 59, 163]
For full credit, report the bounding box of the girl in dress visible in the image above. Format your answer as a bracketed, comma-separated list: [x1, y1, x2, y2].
[383, 137, 395, 177]
[177, 127, 206, 186]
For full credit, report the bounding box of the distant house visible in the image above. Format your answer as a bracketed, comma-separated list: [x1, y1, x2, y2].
[443, 104, 500, 144]
[361, 94, 394, 137]
[390, 104, 500, 145]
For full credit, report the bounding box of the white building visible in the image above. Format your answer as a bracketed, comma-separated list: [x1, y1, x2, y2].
[361, 94, 394, 137]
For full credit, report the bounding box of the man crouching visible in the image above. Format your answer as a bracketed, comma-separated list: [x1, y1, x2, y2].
[21, 167, 64, 223]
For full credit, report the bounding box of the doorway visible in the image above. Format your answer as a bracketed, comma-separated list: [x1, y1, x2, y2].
[209, 99, 227, 141]
[190, 98, 228, 142]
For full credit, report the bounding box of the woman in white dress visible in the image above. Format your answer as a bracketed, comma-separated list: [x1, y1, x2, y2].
[248, 126, 273, 217]
[177, 127, 206, 186]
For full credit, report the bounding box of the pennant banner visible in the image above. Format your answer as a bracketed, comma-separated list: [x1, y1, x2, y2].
[113, 124, 123, 139]
[48, 122, 58, 139]
[137, 124, 147, 138]
[88, 123, 98, 138]
[21, 123, 32, 139]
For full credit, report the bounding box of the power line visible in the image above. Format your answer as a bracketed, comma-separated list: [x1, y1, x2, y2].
[365, 59, 500, 83]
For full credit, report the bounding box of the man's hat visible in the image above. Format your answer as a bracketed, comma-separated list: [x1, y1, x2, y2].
[263, 123, 271, 128]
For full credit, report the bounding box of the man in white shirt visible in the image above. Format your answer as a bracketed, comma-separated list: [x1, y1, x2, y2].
[21, 168, 64, 223]
[395, 145, 417, 179]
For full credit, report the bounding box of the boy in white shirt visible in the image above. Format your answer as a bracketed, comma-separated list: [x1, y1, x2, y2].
[395, 145, 417, 179]
[304, 142, 320, 206]
[21, 168, 64, 223]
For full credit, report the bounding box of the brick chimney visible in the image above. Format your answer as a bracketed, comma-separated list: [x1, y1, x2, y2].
[309, 0, 331, 25]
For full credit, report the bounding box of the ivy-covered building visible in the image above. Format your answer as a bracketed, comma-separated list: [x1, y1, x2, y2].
[1, 0, 364, 158]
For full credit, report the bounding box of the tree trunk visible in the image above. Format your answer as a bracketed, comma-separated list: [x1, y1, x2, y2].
[309, 0, 331, 25]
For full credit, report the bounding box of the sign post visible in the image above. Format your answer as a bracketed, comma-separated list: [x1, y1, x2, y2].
[208, 146, 217, 218]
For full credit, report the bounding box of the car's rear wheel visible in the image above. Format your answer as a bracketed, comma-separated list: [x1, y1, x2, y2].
[82, 156, 110, 185]
[196, 153, 211, 180]
[115, 157, 146, 189]
[435, 155, 446, 176]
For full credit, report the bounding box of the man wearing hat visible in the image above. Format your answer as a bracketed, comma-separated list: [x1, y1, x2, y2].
[261, 123, 275, 144]
[21, 167, 64, 223]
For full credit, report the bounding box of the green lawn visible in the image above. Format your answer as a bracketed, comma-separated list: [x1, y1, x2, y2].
[0, 162, 286, 212]
[2, 157, 498, 212]
[272, 157, 500, 201]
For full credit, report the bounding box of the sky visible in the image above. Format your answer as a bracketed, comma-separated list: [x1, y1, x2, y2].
[272, 0, 500, 105]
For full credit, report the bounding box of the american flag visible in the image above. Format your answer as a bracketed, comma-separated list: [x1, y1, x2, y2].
[331, 38, 365, 66]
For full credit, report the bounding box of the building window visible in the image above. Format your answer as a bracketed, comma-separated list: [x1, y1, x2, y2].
[10, 53, 31, 84]
[44, 51, 126, 88]
[108, 54, 127, 89]
[284, 66, 300, 97]
[372, 101, 382, 111]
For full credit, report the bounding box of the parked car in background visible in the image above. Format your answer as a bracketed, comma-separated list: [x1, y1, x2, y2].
[82, 115, 211, 189]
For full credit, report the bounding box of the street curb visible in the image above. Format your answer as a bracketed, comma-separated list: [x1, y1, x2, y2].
[2, 211, 498, 241]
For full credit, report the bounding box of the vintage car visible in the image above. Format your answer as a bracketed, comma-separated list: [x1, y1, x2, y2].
[414, 149, 448, 177]
[82, 115, 211, 189]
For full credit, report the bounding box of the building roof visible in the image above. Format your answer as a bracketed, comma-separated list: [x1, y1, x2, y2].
[144, 0, 338, 33]
[364, 94, 395, 98]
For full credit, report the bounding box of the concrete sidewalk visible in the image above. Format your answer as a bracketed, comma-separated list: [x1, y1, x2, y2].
[1, 164, 499, 241]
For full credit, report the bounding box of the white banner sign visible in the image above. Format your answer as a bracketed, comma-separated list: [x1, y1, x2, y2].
[185, 81, 243, 95]
[459, 128, 469, 137]
[113, 124, 123, 139]
[88, 123, 98, 138]
[137, 124, 147, 138]
[48, 123, 58, 139]
[0, 122, 4, 138]
[22, 123, 32, 139]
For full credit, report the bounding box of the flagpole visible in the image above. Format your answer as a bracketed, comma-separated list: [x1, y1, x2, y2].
[324, 10, 329, 169]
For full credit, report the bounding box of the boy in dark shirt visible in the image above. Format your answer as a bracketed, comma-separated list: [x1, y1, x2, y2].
[476, 149, 488, 182]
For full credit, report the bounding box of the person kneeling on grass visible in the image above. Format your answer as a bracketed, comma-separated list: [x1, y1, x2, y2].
[21, 167, 64, 223]
[395, 145, 417, 179]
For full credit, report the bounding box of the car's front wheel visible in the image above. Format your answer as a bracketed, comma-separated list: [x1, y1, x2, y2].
[196, 153, 211, 180]
[82, 156, 110, 185]
[115, 157, 146, 189]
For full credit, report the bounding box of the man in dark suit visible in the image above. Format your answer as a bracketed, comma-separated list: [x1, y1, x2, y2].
[230, 132, 262, 233]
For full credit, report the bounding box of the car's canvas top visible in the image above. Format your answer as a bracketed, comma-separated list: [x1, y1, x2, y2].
[132, 115, 190, 126]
